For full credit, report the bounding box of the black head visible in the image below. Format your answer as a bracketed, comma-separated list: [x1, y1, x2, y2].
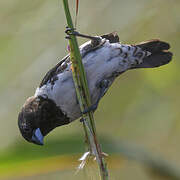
[18, 96, 70, 145]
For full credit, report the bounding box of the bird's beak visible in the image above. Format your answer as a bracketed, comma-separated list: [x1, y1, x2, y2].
[31, 128, 44, 145]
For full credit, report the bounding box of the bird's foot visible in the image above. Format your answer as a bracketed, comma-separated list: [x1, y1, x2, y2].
[65, 27, 76, 39]
[82, 104, 98, 114]
[81, 79, 110, 115]
[65, 26, 102, 46]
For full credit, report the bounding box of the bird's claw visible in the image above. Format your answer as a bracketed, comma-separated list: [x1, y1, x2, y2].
[65, 26, 102, 46]
[80, 79, 110, 115]
[82, 104, 98, 114]
[65, 27, 78, 39]
[65, 36, 71, 40]
[65, 27, 75, 34]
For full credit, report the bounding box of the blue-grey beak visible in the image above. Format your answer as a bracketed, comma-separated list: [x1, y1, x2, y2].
[31, 128, 44, 145]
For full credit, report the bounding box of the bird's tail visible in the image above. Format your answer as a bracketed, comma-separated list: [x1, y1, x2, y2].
[131, 40, 173, 69]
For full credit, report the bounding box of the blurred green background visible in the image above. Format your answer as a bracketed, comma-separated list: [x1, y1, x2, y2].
[0, 0, 180, 179]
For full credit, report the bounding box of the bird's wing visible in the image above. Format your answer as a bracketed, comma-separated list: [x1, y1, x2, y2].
[39, 54, 70, 88]
[39, 32, 120, 88]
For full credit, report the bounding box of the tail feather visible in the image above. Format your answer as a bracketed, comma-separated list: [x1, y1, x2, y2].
[136, 39, 170, 53]
[132, 40, 173, 69]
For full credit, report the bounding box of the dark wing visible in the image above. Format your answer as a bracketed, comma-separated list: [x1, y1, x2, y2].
[39, 54, 70, 88]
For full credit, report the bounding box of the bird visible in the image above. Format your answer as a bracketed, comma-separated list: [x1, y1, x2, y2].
[18, 31, 173, 145]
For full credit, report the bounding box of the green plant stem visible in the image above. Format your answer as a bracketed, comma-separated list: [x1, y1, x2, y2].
[62, 0, 108, 179]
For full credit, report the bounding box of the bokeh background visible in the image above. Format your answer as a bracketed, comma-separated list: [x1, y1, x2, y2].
[0, 0, 180, 179]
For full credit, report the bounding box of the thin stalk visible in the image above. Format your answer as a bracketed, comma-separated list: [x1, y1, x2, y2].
[62, 0, 108, 179]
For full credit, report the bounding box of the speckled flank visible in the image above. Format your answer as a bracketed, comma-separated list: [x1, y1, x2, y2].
[35, 39, 150, 121]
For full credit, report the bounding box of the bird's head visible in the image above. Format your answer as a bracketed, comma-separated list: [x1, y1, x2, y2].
[18, 96, 69, 145]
